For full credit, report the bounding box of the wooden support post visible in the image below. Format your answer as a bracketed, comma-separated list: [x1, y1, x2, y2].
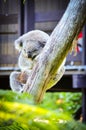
[83, 25, 86, 65]
[24, 0, 35, 33]
[18, 0, 24, 36]
[82, 25, 86, 123]
[82, 88, 86, 123]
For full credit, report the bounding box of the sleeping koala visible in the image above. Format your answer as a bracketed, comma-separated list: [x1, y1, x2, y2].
[10, 30, 49, 92]
[10, 29, 66, 97]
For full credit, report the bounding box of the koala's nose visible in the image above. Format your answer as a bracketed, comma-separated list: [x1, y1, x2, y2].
[27, 51, 32, 58]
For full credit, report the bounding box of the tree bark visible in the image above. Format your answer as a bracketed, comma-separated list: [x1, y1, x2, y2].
[23, 0, 86, 102]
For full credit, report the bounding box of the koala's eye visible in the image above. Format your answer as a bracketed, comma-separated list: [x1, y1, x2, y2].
[38, 41, 45, 48]
[32, 49, 38, 52]
[20, 41, 23, 47]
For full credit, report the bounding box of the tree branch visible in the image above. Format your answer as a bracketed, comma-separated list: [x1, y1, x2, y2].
[23, 0, 86, 103]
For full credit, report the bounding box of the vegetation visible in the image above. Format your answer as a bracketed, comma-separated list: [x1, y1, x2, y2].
[40, 92, 82, 116]
[0, 89, 85, 130]
[0, 89, 82, 115]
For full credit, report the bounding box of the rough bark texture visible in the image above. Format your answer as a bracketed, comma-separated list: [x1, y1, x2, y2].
[23, 0, 86, 102]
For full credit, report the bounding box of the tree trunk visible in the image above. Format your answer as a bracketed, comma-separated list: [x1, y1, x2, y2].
[23, 0, 86, 102]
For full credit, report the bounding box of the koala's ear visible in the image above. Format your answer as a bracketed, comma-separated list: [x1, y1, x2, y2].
[14, 39, 23, 52]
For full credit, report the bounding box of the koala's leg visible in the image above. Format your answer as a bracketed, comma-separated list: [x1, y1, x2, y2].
[10, 71, 24, 93]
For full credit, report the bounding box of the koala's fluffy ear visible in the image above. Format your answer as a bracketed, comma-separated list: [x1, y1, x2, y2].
[14, 37, 23, 52]
[14, 32, 30, 52]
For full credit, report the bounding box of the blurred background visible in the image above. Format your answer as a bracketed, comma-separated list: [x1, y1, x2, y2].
[0, 0, 86, 123]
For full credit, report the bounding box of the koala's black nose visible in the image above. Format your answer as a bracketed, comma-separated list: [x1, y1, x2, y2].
[27, 51, 32, 58]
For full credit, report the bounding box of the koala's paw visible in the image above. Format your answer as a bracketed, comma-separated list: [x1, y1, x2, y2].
[10, 71, 24, 93]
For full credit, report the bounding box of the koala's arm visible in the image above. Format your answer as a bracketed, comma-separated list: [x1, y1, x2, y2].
[10, 71, 29, 93]
[18, 53, 33, 71]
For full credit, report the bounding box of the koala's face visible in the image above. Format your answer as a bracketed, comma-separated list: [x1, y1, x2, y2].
[14, 30, 49, 60]
[22, 40, 44, 60]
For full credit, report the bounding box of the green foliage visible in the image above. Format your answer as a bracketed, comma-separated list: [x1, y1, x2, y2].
[40, 92, 82, 115]
[0, 89, 34, 105]
[0, 90, 82, 115]
[0, 89, 85, 130]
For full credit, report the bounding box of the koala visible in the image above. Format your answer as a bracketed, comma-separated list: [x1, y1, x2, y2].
[10, 30, 49, 92]
[10, 29, 66, 98]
